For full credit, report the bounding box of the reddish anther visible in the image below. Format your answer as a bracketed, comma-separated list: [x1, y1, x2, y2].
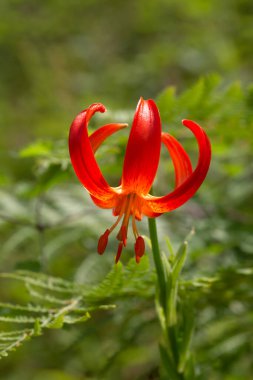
[97, 229, 110, 255]
[115, 242, 124, 264]
[135, 236, 145, 263]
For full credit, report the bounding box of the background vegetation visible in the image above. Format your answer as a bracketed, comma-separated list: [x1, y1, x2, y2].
[0, 0, 252, 379]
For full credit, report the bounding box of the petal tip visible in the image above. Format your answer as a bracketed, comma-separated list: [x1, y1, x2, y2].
[120, 123, 128, 129]
[95, 103, 107, 114]
[136, 97, 145, 109]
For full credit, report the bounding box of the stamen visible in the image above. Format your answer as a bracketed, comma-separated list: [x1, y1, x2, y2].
[97, 229, 110, 255]
[135, 236, 145, 263]
[115, 242, 123, 263]
[109, 197, 127, 233]
[116, 194, 135, 245]
[98, 193, 141, 263]
[132, 215, 139, 239]
[122, 194, 135, 226]
[97, 197, 128, 256]
[117, 225, 127, 246]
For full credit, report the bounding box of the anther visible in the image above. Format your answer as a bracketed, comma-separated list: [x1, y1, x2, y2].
[115, 242, 124, 264]
[134, 236, 145, 263]
[97, 229, 110, 255]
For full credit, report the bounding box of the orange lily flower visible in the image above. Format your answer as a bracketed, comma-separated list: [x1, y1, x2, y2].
[69, 98, 211, 263]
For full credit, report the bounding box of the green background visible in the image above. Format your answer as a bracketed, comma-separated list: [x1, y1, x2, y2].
[0, 0, 252, 379]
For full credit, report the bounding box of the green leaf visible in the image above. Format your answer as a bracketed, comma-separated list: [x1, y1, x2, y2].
[156, 86, 176, 123]
[0, 316, 39, 324]
[34, 319, 42, 336]
[31, 164, 69, 196]
[167, 242, 188, 326]
[159, 343, 181, 380]
[165, 236, 175, 264]
[63, 312, 90, 324]
[19, 141, 53, 158]
[172, 242, 188, 282]
[178, 302, 195, 373]
[47, 314, 65, 329]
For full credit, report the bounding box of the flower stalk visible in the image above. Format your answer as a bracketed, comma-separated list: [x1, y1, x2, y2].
[148, 217, 195, 379]
[148, 217, 167, 308]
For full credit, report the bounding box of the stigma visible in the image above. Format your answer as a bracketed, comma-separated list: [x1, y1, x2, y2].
[97, 193, 145, 263]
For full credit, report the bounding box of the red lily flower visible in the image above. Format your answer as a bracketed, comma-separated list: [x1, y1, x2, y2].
[69, 98, 211, 263]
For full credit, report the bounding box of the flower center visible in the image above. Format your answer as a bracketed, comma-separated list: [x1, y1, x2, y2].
[97, 193, 145, 263]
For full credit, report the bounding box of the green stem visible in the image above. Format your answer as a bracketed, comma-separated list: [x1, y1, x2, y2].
[148, 217, 167, 308]
[148, 217, 185, 379]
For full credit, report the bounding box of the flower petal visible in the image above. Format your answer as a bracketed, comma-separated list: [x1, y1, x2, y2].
[90, 193, 118, 209]
[141, 204, 162, 218]
[89, 123, 128, 208]
[121, 98, 161, 195]
[143, 120, 211, 213]
[89, 123, 128, 153]
[161, 132, 192, 188]
[88, 122, 127, 209]
[68, 103, 117, 202]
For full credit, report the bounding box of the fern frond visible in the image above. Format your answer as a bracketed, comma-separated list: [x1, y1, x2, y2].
[0, 296, 84, 359]
[0, 260, 154, 359]
[0, 316, 42, 324]
[0, 302, 51, 314]
[0, 272, 79, 294]
[25, 283, 71, 305]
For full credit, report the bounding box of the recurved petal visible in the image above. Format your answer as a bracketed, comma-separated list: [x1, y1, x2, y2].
[90, 194, 117, 209]
[141, 204, 162, 218]
[162, 132, 192, 188]
[88, 123, 127, 209]
[121, 98, 161, 195]
[68, 103, 117, 202]
[143, 119, 211, 213]
[89, 123, 128, 153]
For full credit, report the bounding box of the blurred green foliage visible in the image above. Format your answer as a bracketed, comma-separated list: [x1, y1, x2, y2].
[0, 0, 253, 379]
[1, 0, 253, 149]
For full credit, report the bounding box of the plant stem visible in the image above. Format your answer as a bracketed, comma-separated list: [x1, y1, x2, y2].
[148, 218, 187, 379]
[148, 217, 167, 308]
